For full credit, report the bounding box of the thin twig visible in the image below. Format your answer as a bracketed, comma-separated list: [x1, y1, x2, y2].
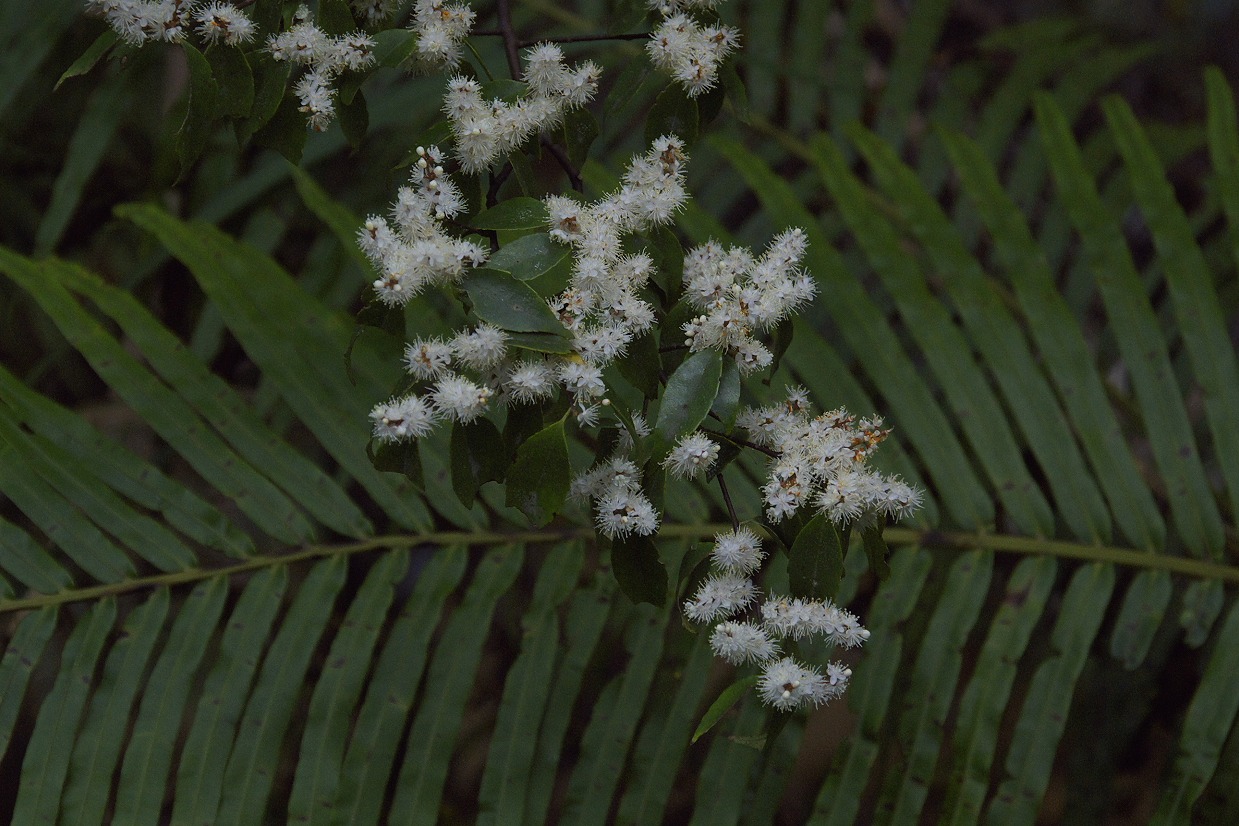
[542, 138, 583, 192]
[700, 427, 781, 460]
[496, 0, 523, 79]
[472, 30, 652, 47]
[718, 473, 740, 532]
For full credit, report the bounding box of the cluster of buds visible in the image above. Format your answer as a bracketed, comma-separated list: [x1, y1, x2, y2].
[646, 0, 739, 97]
[681, 229, 816, 374]
[358, 145, 488, 306]
[410, 0, 476, 68]
[445, 44, 600, 173]
[685, 527, 868, 711]
[737, 387, 923, 526]
[268, 5, 376, 131]
[85, 0, 255, 46]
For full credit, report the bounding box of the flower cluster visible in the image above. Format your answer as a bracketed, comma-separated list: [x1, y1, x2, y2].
[646, 0, 740, 97]
[86, 0, 255, 46]
[662, 431, 720, 479]
[682, 229, 815, 374]
[446, 44, 600, 173]
[571, 456, 660, 539]
[684, 527, 866, 711]
[737, 387, 923, 526]
[267, 5, 376, 131]
[410, 0, 476, 69]
[358, 144, 488, 306]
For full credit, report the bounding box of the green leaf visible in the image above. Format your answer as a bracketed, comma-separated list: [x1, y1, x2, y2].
[176, 43, 219, 178]
[339, 88, 369, 148]
[505, 416, 570, 525]
[450, 418, 505, 507]
[316, 0, 356, 34]
[55, 29, 118, 90]
[61, 590, 168, 826]
[646, 83, 700, 146]
[206, 45, 253, 120]
[0, 608, 58, 763]
[611, 534, 668, 607]
[488, 232, 571, 283]
[471, 197, 550, 230]
[562, 106, 600, 168]
[460, 267, 570, 335]
[1108, 570, 1173, 670]
[786, 513, 845, 601]
[860, 523, 892, 581]
[113, 578, 228, 822]
[170, 567, 289, 826]
[369, 438, 424, 490]
[373, 28, 417, 68]
[288, 551, 407, 824]
[238, 56, 291, 142]
[651, 350, 722, 458]
[692, 676, 758, 744]
[506, 330, 574, 354]
[252, 93, 308, 165]
[390, 546, 524, 824]
[12, 600, 115, 824]
[709, 358, 741, 430]
[719, 61, 751, 123]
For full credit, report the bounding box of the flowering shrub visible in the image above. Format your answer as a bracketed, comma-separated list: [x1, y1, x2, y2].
[81, 0, 921, 723]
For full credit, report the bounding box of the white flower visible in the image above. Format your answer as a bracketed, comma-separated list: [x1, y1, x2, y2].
[683, 574, 757, 623]
[370, 394, 437, 442]
[294, 69, 336, 131]
[710, 621, 778, 665]
[431, 375, 492, 422]
[403, 338, 453, 379]
[559, 361, 606, 400]
[758, 657, 828, 711]
[663, 431, 720, 479]
[195, 3, 256, 45]
[710, 527, 764, 575]
[595, 488, 660, 538]
[452, 324, 508, 370]
[504, 360, 557, 405]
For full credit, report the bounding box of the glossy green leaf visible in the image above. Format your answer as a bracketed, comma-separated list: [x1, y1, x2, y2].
[176, 43, 219, 178]
[787, 513, 845, 601]
[505, 416, 570, 525]
[646, 83, 699, 147]
[488, 232, 572, 283]
[206, 45, 253, 120]
[55, 29, 118, 90]
[611, 534, 668, 607]
[471, 197, 550, 230]
[0, 608, 58, 763]
[450, 418, 505, 507]
[693, 675, 758, 744]
[460, 267, 570, 335]
[652, 349, 722, 459]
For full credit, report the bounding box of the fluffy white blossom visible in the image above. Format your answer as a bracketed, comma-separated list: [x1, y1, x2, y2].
[267, 6, 375, 131]
[411, 0, 475, 68]
[683, 573, 757, 623]
[595, 488, 660, 538]
[738, 387, 924, 526]
[431, 374, 492, 422]
[663, 431, 720, 479]
[88, 0, 222, 45]
[682, 229, 815, 374]
[452, 324, 508, 370]
[709, 527, 764, 574]
[646, 3, 739, 96]
[710, 621, 778, 665]
[758, 657, 829, 711]
[351, 0, 399, 25]
[195, 2, 256, 45]
[360, 146, 488, 307]
[444, 43, 599, 173]
[370, 394, 437, 442]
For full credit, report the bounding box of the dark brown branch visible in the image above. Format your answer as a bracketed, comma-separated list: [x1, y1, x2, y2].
[471, 30, 652, 47]
[495, 0, 523, 79]
[718, 473, 740, 532]
[541, 138, 582, 192]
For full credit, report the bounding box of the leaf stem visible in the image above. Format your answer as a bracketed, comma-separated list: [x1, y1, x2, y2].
[5, 525, 1238, 614]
